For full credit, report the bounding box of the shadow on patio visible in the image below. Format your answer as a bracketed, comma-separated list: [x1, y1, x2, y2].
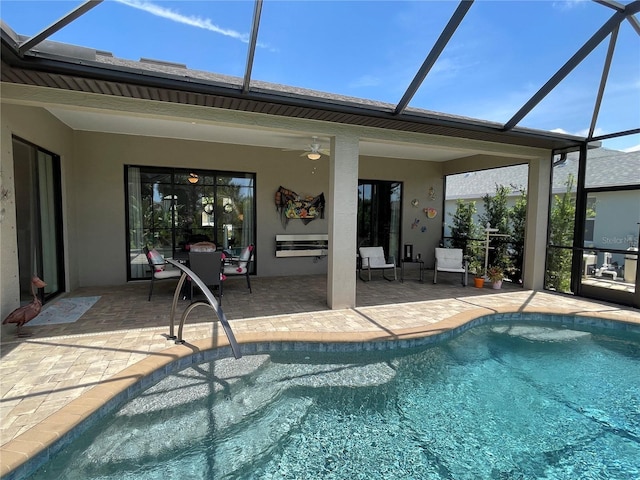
[0, 272, 522, 346]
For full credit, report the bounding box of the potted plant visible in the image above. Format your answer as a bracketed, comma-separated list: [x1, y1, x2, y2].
[487, 265, 504, 289]
[468, 257, 485, 288]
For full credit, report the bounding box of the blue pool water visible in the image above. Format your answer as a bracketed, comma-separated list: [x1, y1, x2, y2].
[28, 323, 640, 479]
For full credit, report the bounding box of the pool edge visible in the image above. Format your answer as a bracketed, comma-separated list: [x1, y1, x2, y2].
[1, 306, 638, 479]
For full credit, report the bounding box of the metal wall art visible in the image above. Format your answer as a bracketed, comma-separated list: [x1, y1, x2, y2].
[275, 186, 325, 228]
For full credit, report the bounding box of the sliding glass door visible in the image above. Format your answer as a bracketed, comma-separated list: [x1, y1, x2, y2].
[126, 166, 256, 280]
[357, 180, 402, 262]
[12, 136, 65, 303]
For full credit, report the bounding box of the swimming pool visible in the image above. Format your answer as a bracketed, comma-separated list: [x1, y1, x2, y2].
[26, 321, 640, 479]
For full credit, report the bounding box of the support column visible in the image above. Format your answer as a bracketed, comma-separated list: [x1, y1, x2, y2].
[327, 134, 359, 309]
[523, 156, 551, 290]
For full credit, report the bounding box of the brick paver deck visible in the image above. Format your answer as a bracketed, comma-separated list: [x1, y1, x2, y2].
[1, 275, 639, 477]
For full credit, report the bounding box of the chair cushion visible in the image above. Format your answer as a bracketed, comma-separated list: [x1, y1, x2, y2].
[223, 265, 247, 275]
[147, 248, 166, 272]
[154, 269, 181, 279]
[438, 266, 465, 273]
[239, 244, 254, 260]
[190, 242, 216, 252]
[369, 257, 394, 268]
[232, 244, 254, 268]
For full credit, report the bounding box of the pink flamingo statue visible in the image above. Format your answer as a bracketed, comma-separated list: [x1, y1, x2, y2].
[2, 276, 47, 337]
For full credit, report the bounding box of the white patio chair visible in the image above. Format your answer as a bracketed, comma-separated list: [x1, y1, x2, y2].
[433, 247, 468, 286]
[358, 246, 397, 281]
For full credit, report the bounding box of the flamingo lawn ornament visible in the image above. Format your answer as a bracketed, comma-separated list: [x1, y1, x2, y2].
[2, 276, 47, 337]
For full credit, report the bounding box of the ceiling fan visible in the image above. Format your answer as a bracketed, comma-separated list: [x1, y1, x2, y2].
[287, 136, 330, 160]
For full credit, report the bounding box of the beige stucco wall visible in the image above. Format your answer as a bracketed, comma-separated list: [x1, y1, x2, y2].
[1, 104, 76, 318]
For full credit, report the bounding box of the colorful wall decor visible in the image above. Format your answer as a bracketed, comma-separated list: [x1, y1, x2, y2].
[424, 207, 438, 219]
[275, 186, 325, 228]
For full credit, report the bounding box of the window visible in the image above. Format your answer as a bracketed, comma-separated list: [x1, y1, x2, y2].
[584, 196, 596, 244]
[126, 166, 256, 280]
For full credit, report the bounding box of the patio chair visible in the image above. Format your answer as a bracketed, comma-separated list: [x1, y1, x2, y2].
[144, 246, 182, 301]
[188, 251, 225, 305]
[358, 246, 397, 281]
[433, 247, 468, 286]
[223, 244, 254, 293]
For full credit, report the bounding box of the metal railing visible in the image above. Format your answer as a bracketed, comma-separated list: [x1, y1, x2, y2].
[165, 259, 242, 359]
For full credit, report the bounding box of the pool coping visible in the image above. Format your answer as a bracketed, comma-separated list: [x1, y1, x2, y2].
[1, 305, 639, 479]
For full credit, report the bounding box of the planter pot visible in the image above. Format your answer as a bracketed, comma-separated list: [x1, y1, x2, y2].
[473, 277, 485, 288]
[492, 280, 503, 289]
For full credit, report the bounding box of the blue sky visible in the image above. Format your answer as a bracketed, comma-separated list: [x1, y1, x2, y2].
[2, 0, 639, 150]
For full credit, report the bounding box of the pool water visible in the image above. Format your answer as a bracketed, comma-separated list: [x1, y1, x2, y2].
[29, 323, 640, 479]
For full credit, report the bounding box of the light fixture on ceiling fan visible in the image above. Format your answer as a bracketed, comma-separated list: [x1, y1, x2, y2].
[188, 172, 199, 184]
[305, 136, 329, 160]
[282, 136, 330, 159]
[291, 136, 329, 160]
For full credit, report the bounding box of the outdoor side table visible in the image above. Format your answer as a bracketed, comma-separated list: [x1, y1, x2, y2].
[401, 259, 425, 283]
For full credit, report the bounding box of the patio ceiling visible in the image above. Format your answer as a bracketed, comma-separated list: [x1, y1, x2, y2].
[1, 1, 639, 158]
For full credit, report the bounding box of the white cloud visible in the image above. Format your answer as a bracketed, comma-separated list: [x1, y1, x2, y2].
[549, 127, 615, 139]
[115, 0, 249, 43]
[552, 0, 588, 12]
[623, 144, 640, 153]
[571, 127, 605, 138]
